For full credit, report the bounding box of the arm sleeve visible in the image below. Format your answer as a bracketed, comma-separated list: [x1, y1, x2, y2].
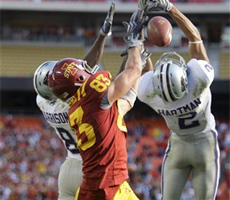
[137, 71, 154, 103]
[187, 59, 214, 87]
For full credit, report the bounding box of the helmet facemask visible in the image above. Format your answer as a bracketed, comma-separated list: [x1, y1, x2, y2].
[81, 60, 101, 75]
[153, 52, 188, 102]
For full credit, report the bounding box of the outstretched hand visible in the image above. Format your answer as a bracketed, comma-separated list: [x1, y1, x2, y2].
[100, 2, 115, 36]
[123, 9, 148, 49]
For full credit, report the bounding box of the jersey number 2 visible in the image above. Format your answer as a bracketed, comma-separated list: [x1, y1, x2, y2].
[178, 112, 200, 129]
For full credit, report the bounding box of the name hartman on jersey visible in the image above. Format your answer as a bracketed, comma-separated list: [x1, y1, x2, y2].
[42, 111, 69, 124]
[157, 98, 201, 116]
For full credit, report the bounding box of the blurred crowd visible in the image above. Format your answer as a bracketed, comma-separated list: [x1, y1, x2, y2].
[2, 24, 230, 49]
[1, 25, 96, 46]
[0, 116, 64, 200]
[0, 112, 229, 200]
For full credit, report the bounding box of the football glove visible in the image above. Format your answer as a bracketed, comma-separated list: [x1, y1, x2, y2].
[100, 2, 115, 36]
[123, 9, 148, 49]
[138, 0, 173, 13]
[120, 48, 151, 69]
[140, 48, 152, 68]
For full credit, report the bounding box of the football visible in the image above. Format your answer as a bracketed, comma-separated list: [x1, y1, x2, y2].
[146, 16, 173, 47]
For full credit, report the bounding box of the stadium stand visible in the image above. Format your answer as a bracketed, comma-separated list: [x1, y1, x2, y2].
[0, 45, 84, 77]
[219, 51, 230, 79]
[101, 51, 123, 77]
[1, 22, 227, 78]
[0, 113, 229, 200]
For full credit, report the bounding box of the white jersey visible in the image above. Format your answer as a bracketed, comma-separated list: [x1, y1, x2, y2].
[36, 95, 81, 159]
[138, 59, 216, 135]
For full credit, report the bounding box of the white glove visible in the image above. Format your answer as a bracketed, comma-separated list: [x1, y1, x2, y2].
[123, 9, 148, 49]
[140, 48, 152, 68]
[120, 48, 151, 69]
[123, 33, 144, 49]
[100, 3, 115, 36]
[138, 0, 172, 13]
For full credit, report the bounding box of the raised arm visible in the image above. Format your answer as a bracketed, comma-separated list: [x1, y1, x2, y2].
[138, 0, 209, 62]
[108, 48, 142, 103]
[107, 9, 145, 107]
[83, 3, 115, 67]
[168, 5, 209, 62]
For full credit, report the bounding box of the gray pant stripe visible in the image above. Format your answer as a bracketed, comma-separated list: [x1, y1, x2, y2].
[161, 135, 171, 199]
[211, 130, 220, 200]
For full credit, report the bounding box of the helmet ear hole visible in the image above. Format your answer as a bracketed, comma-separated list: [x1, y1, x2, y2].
[78, 75, 85, 81]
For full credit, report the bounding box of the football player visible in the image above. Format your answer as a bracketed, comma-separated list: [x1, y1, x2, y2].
[137, 1, 220, 200]
[48, 9, 146, 200]
[33, 3, 115, 200]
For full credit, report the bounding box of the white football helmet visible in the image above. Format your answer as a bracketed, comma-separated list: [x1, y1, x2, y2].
[33, 61, 57, 100]
[153, 52, 188, 102]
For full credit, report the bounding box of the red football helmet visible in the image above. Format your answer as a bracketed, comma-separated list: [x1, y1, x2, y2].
[48, 58, 100, 101]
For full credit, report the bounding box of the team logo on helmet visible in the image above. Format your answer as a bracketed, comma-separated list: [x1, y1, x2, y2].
[61, 62, 78, 79]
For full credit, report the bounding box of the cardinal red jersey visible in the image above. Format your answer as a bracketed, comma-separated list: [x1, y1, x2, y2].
[68, 71, 128, 199]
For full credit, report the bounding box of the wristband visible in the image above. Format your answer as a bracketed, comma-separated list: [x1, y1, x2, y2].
[189, 40, 203, 44]
[121, 87, 138, 108]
